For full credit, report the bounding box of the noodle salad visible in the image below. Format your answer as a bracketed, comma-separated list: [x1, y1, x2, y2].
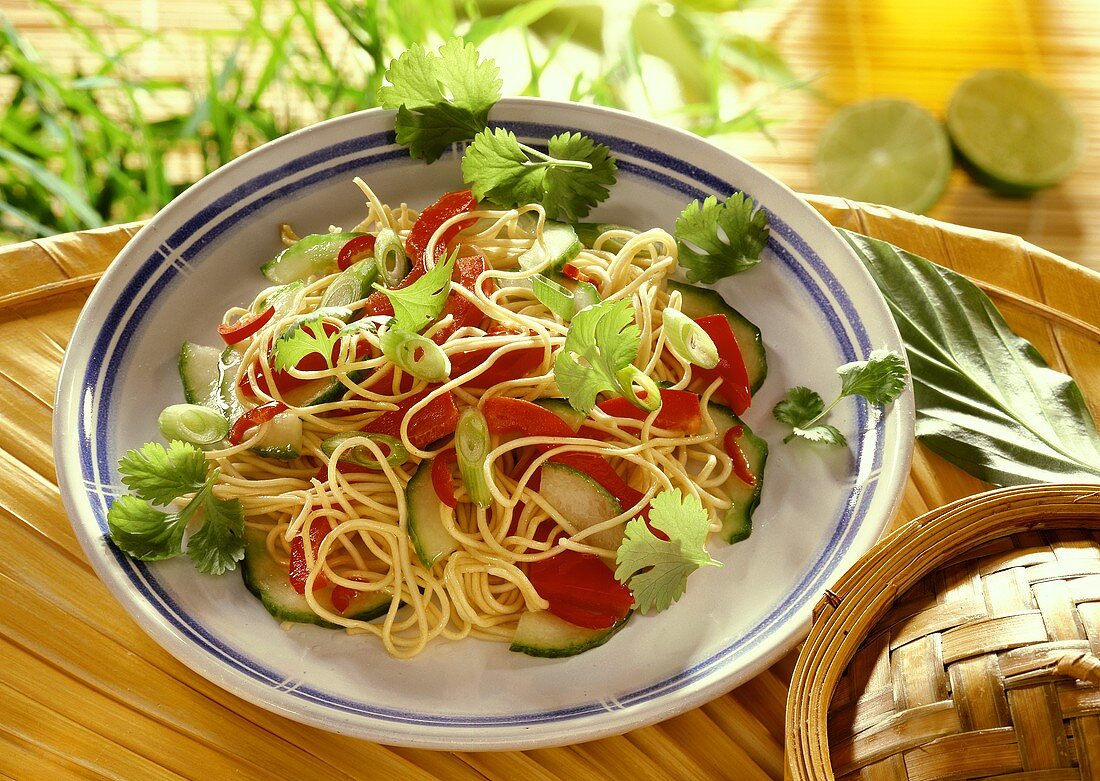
[106, 38, 906, 659]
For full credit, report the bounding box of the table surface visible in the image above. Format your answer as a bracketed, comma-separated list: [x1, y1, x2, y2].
[2, 196, 1098, 779]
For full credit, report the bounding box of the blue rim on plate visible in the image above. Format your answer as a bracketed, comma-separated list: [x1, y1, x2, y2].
[55, 98, 913, 749]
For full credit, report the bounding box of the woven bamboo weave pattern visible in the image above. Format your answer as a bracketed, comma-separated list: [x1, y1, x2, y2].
[830, 528, 1100, 779]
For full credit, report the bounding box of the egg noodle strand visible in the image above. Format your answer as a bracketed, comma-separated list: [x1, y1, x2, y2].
[207, 180, 742, 659]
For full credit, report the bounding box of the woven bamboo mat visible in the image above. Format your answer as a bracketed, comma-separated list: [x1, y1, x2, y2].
[1, 199, 1097, 779]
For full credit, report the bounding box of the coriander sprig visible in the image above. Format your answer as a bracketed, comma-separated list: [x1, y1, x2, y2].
[107, 441, 245, 574]
[773, 349, 909, 445]
[614, 489, 722, 613]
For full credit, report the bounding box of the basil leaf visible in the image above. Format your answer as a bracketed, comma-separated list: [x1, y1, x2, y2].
[840, 229, 1100, 485]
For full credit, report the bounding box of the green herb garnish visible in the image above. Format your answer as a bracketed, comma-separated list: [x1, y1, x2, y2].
[773, 349, 908, 445]
[272, 316, 342, 372]
[461, 128, 617, 222]
[553, 299, 652, 414]
[675, 192, 769, 284]
[378, 38, 502, 163]
[614, 489, 722, 613]
[372, 248, 458, 333]
[107, 441, 245, 575]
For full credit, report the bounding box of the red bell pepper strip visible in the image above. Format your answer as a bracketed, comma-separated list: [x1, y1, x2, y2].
[218, 304, 275, 346]
[449, 345, 544, 387]
[363, 388, 460, 450]
[691, 315, 752, 415]
[405, 189, 478, 263]
[723, 425, 756, 487]
[289, 518, 331, 593]
[597, 389, 702, 435]
[562, 262, 594, 285]
[528, 549, 633, 629]
[337, 234, 377, 271]
[330, 584, 357, 613]
[228, 400, 288, 445]
[481, 397, 577, 444]
[431, 449, 458, 508]
[431, 255, 493, 344]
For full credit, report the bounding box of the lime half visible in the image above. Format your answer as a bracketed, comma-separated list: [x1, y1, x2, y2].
[947, 69, 1083, 194]
[814, 99, 952, 214]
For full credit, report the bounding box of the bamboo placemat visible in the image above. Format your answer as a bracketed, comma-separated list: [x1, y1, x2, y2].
[2, 198, 1098, 779]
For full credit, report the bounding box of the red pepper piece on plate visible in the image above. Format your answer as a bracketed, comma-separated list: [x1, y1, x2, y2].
[217, 305, 275, 346]
[691, 314, 752, 415]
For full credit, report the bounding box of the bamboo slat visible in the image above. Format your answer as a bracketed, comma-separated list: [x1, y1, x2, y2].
[2, 197, 1098, 779]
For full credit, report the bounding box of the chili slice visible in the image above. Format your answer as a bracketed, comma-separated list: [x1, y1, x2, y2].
[217, 304, 274, 346]
[723, 425, 757, 486]
[337, 234, 377, 271]
[431, 449, 458, 509]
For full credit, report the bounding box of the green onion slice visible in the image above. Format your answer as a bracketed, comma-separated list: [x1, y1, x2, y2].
[375, 227, 409, 288]
[662, 308, 719, 369]
[456, 408, 493, 508]
[320, 432, 408, 469]
[532, 275, 603, 321]
[158, 403, 230, 447]
[379, 325, 450, 382]
[615, 366, 662, 413]
[532, 274, 574, 320]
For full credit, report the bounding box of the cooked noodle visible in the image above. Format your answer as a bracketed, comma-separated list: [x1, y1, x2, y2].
[207, 179, 741, 659]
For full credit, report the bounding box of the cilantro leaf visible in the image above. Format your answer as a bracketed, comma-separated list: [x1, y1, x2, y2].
[461, 128, 617, 222]
[675, 192, 769, 284]
[372, 249, 457, 333]
[108, 441, 246, 575]
[378, 38, 502, 163]
[118, 440, 208, 504]
[772, 386, 824, 429]
[272, 317, 342, 372]
[106, 495, 187, 561]
[553, 299, 641, 414]
[838, 349, 909, 404]
[186, 495, 246, 575]
[774, 350, 909, 445]
[614, 489, 722, 613]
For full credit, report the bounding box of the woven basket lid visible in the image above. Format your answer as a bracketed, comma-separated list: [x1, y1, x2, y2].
[786, 483, 1100, 781]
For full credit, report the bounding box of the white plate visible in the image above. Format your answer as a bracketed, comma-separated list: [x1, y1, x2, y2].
[54, 98, 914, 750]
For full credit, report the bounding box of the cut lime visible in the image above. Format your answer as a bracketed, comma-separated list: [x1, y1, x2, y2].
[814, 99, 952, 214]
[947, 69, 1083, 194]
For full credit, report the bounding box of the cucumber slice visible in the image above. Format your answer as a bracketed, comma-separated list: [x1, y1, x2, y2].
[573, 222, 636, 253]
[251, 411, 303, 460]
[241, 525, 391, 627]
[534, 398, 586, 432]
[509, 609, 631, 658]
[261, 232, 362, 284]
[217, 346, 248, 423]
[667, 280, 767, 394]
[518, 222, 582, 275]
[539, 462, 624, 550]
[706, 402, 767, 543]
[406, 458, 459, 568]
[179, 342, 222, 409]
[320, 258, 379, 309]
[279, 370, 365, 409]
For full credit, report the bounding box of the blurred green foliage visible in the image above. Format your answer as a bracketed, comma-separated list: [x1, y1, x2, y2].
[0, 0, 800, 243]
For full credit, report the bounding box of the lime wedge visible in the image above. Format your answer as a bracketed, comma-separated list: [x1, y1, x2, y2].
[946, 69, 1083, 194]
[814, 99, 952, 214]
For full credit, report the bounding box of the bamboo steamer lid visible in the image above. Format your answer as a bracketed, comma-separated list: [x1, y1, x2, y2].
[786, 483, 1100, 780]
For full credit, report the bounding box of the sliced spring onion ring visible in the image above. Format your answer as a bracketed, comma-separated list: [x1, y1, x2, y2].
[662, 308, 719, 369]
[571, 280, 601, 313]
[320, 432, 408, 469]
[375, 227, 409, 288]
[532, 274, 603, 321]
[158, 403, 230, 446]
[379, 325, 450, 382]
[532, 274, 574, 320]
[456, 408, 493, 508]
[615, 366, 662, 413]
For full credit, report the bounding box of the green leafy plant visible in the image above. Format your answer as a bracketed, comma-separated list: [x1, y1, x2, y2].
[1, 0, 800, 243]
